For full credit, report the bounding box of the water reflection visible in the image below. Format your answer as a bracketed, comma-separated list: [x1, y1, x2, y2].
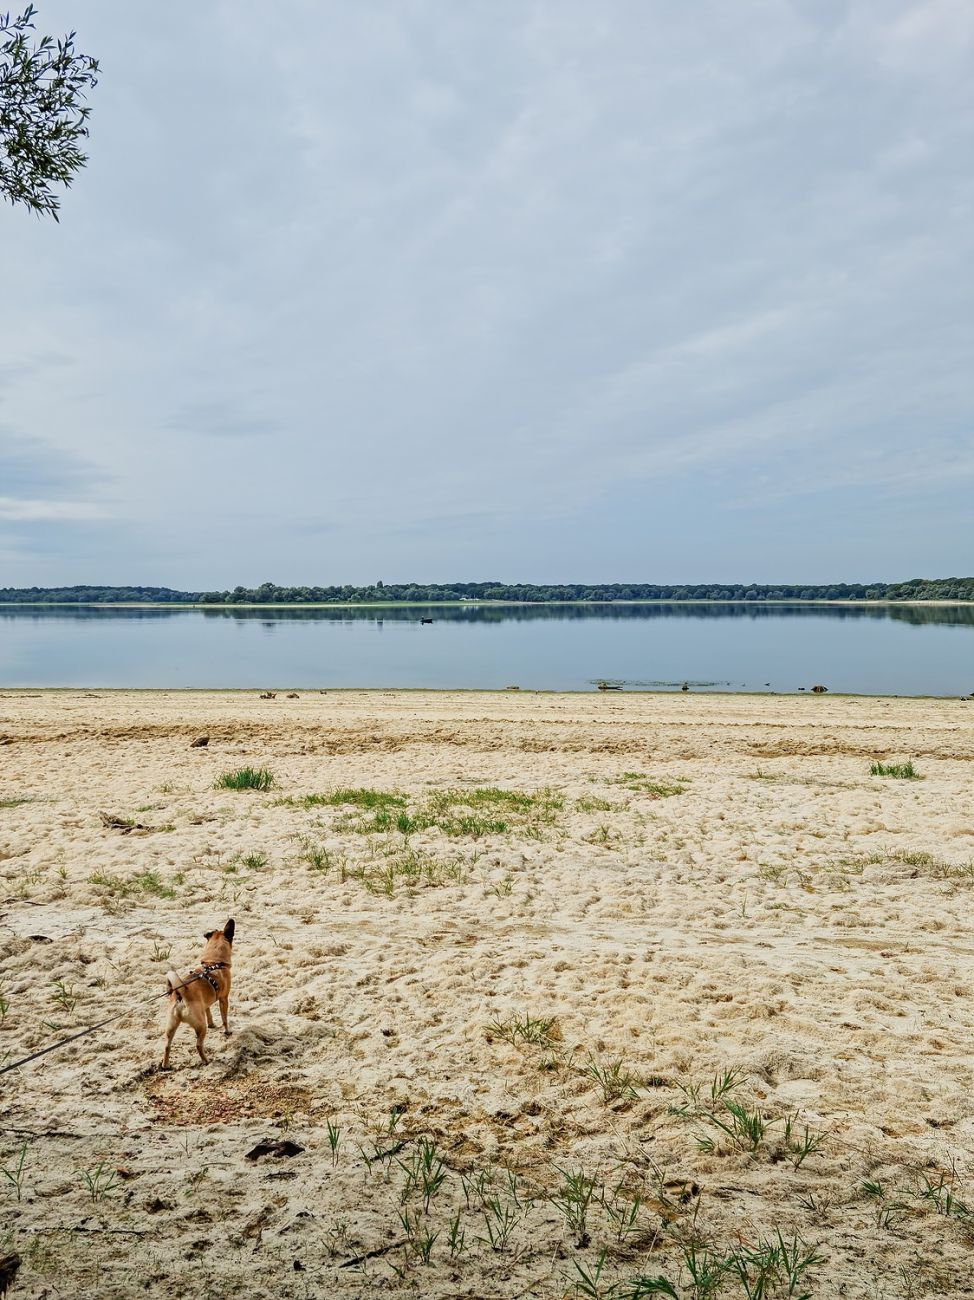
[1, 601, 970, 693]
[2, 602, 972, 628]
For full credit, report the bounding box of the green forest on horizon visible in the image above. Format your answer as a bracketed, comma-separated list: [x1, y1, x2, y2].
[1, 578, 973, 604]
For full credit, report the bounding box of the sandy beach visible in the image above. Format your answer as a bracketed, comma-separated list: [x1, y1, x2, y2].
[1, 688, 973, 1298]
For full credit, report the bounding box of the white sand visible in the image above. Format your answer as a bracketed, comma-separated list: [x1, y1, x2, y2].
[1, 689, 973, 1297]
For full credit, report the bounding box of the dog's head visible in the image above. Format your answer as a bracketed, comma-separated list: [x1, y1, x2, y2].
[201, 918, 235, 961]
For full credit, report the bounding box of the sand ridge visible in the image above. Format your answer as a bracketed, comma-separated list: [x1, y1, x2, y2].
[1, 689, 973, 1297]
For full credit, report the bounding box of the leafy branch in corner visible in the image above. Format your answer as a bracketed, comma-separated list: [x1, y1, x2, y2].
[0, 4, 99, 219]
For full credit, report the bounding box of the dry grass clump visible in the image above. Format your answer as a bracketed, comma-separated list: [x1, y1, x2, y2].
[485, 1012, 561, 1048]
[839, 848, 974, 883]
[277, 787, 407, 811]
[89, 869, 182, 902]
[612, 772, 687, 798]
[294, 835, 471, 895]
[283, 785, 563, 841]
[575, 795, 625, 813]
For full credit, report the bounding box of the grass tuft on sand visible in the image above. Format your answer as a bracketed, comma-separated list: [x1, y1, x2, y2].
[216, 767, 274, 791]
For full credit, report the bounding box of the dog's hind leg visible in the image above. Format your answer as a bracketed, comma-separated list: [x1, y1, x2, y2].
[182, 1005, 210, 1064]
[161, 1004, 181, 1069]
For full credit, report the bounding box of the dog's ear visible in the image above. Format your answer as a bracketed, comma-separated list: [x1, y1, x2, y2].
[224, 918, 235, 945]
[203, 930, 214, 939]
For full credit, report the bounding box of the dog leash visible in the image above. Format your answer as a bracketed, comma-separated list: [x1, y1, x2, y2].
[0, 971, 210, 1079]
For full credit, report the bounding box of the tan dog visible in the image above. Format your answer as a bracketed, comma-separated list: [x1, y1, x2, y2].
[161, 918, 235, 1068]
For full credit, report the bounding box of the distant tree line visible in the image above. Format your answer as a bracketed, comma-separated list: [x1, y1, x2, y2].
[1, 578, 973, 604]
[0, 585, 195, 603]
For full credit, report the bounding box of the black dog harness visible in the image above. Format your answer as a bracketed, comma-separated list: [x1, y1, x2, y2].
[173, 961, 228, 999]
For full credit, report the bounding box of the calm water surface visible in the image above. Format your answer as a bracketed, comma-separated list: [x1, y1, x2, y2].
[0, 604, 971, 695]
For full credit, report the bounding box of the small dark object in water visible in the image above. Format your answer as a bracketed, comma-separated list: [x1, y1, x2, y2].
[798, 687, 806, 691]
[259, 691, 277, 699]
[505, 685, 521, 691]
[245, 1139, 305, 1161]
[596, 681, 622, 691]
[190, 735, 209, 748]
[811, 684, 828, 693]
[420, 618, 434, 625]
[681, 682, 689, 692]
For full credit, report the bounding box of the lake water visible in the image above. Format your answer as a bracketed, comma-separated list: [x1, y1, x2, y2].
[1, 603, 971, 695]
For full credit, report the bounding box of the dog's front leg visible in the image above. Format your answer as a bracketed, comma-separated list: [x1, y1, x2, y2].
[206, 1006, 216, 1029]
[219, 995, 230, 1035]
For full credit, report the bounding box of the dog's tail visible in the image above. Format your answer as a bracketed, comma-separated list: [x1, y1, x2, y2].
[165, 970, 183, 1002]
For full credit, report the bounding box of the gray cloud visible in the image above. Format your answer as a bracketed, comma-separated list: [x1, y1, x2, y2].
[0, 0, 970, 585]
[0, 430, 105, 497]
[164, 400, 282, 440]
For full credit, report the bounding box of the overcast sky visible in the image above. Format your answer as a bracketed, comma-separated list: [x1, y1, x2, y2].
[1, 0, 971, 588]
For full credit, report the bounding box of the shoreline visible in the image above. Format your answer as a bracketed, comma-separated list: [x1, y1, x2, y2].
[2, 597, 974, 608]
[1, 685, 971, 700]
